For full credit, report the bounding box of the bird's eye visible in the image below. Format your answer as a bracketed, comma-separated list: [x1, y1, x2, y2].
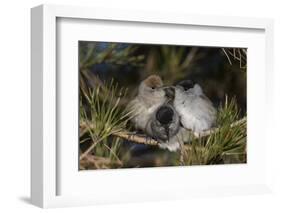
[151, 87, 155, 90]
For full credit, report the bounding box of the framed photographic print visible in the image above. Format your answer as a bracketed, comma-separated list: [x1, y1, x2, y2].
[31, 4, 274, 208]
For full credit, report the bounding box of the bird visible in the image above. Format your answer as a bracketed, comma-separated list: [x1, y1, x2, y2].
[147, 103, 181, 152]
[127, 75, 168, 134]
[173, 80, 217, 133]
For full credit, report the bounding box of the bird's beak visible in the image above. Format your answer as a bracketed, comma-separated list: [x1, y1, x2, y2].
[163, 87, 175, 100]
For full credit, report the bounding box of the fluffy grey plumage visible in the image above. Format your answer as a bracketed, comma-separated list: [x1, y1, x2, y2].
[147, 104, 181, 151]
[128, 77, 216, 152]
[127, 75, 167, 133]
[128, 75, 184, 152]
[174, 80, 217, 133]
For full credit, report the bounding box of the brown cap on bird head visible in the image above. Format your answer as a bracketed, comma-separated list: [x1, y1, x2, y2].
[143, 75, 163, 89]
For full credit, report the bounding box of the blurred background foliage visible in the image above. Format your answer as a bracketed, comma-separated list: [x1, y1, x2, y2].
[79, 41, 247, 170]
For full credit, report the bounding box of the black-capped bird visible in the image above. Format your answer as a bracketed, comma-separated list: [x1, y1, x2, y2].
[148, 104, 181, 151]
[173, 80, 217, 133]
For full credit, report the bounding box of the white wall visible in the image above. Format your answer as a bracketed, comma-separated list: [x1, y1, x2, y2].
[0, 0, 280, 212]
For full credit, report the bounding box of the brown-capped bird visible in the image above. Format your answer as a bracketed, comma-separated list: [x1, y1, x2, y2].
[127, 75, 167, 133]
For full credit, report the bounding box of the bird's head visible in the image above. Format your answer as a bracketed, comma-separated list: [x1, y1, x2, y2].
[177, 79, 195, 91]
[151, 104, 180, 141]
[138, 75, 165, 100]
[156, 105, 174, 125]
[143, 74, 163, 89]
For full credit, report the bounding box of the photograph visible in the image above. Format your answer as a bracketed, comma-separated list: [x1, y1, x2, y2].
[79, 41, 247, 170]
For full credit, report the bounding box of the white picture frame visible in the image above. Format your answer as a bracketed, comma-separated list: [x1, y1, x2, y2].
[31, 4, 274, 208]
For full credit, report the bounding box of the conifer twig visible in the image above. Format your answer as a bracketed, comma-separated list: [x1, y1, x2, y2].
[79, 121, 159, 146]
[112, 131, 159, 145]
[80, 117, 246, 148]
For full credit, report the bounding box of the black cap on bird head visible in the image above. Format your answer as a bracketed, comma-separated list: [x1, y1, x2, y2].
[151, 104, 180, 142]
[156, 105, 174, 125]
[178, 79, 195, 91]
[155, 105, 174, 140]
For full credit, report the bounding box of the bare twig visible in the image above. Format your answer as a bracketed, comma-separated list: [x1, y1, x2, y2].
[222, 48, 247, 69]
[113, 131, 159, 145]
[222, 48, 232, 65]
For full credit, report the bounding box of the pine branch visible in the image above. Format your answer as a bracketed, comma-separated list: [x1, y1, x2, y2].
[80, 121, 159, 146]
[113, 131, 159, 145]
[80, 116, 246, 147]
